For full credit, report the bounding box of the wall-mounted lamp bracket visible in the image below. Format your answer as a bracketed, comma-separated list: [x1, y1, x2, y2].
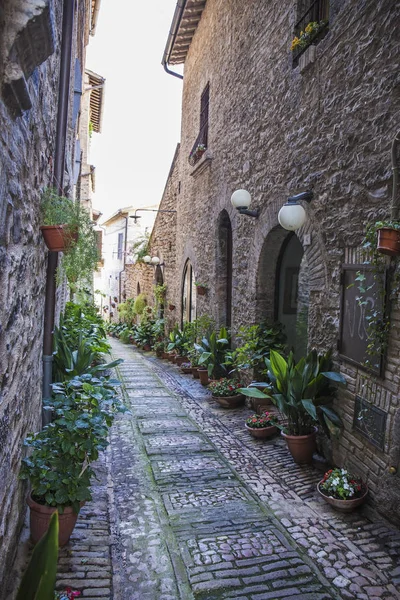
[287, 190, 313, 204]
[130, 208, 177, 223]
[237, 207, 260, 218]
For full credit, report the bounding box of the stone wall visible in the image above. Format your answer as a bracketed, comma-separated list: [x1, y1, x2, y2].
[0, 0, 91, 586]
[154, 0, 400, 522]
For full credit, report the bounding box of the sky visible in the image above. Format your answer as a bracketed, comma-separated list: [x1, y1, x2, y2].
[86, 0, 183, 221]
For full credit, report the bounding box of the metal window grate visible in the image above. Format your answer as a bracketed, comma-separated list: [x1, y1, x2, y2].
[292, 0, 329, 66]
[188, 83, 210, 166]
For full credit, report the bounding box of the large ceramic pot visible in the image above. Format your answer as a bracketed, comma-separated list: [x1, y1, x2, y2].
[245, 423, 278, 439]
[317, 482, 368, 512]
[27, 495, 80, 546]
[377, 227, 400, 256]
[197, 368, 209, 386]
[281, 429, 316, 464]
[213, 394, 245, 408]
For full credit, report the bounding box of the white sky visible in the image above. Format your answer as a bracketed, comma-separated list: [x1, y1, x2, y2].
[86, 0, 183, 221]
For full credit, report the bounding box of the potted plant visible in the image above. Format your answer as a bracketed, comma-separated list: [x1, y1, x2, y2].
[194, 281, 209, 296]
[372, 220, 400, 256]
[20, 374, 125, 545]
[40, 188, 79, 252]
[317, 468, 368, 512]
[207, 378, 245, 408]
[194, 327, 230, 379]
[240, 349, 346, 464]
[245, 411, 279, 439]
[180, 361, 193, 374]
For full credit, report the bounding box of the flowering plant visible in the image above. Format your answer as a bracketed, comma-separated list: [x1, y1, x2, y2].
[55, 589, 81, 600]
[208, 378, 242, 397]
[319, 468, 364, 500]
[291, 20, 328, 52]
[245, 411, 278, 429]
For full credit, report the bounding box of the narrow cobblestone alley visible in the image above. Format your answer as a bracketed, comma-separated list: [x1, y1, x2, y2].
[38, 339, 400, 600]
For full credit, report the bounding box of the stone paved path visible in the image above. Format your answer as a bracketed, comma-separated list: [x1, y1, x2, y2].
[107, 340, 400, 600]
[8, 339, 400, 600]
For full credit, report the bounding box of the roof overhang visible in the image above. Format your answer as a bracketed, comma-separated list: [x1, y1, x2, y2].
[162, 0, 207, 71]
[90, 0, 101, 36]
[86, 69, 105, 133]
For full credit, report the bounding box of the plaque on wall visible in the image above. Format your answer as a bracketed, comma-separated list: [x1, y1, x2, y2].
[353, 395, 387, 450]
[339, 265, 386, 376]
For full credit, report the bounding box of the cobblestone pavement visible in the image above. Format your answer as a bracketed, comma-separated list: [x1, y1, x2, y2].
[108, 340, 400, 600]
[8, 339, 400, 600]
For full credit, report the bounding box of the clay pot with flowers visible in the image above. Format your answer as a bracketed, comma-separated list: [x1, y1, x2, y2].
[317, 468, 368, 512]
[245, 411, 279, 439]
[207, 378, 245, 408]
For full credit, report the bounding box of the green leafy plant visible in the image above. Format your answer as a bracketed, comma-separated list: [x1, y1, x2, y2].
[194, 326, 230, 378]
[225, 320, 286, 381]
[16, 511, 59, 600]
[207, 378, 242, 397]
[354, 220, 400, 370]
[117, 298, 137, 325]
[194, 281, 209, 289]
[129, 232, 150, 263]
[21, 374, 125, 513]
[154, 284, 167, 307]
[133, 294, 147, 316]
[239, 349, 345, 437]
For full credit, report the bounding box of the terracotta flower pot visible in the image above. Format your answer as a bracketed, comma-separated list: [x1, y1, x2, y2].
[162, 352, 170, 359]
[40, 225, 78, 252]
[180, 366, 192, 374]
[27, 495, 80, 546]
[377, 227, 400, 256]
[169, 304, 176, 311]
[197, 368, 209, 386]
[175, 356, 188, 366]
[143, 344, 151, 351]
[245, 423, 278, 439]
[281, 429, 316, 464]
[213, 394, 245, 408]
[196, 286, 207, 296]
[192, 367, 200, 379]
[317, 482, 368, 512]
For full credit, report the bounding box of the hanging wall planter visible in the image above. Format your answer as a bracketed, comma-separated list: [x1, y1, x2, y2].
[40, 225, 78, 252]
[195, 282, 209, 296]
[377, 227, 400, 256]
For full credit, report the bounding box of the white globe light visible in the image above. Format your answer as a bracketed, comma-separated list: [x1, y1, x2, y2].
[231, 189, 251, 209]
[278, 203, 306, 231]
[143, 255, 151, 263]
[151, 256, 160, 265]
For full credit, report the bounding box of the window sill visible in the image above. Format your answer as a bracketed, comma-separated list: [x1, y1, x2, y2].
[190, 150, 213, 178]
[298, 44, 316, 73]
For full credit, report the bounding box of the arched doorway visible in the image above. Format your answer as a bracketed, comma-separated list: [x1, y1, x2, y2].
[256, 228, 310, 358]
[216, 210, 232, 327]
[155, 265, 164, 317]
[181, 259, 196, 324]
[276, 234, 309, 357]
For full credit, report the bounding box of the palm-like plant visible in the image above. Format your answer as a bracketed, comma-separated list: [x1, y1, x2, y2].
[240, 349, 345, 437]
[194, 326, 230, 378]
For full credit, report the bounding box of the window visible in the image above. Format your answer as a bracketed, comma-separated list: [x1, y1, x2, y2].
[292, 0, 329, 66]
[188, 83, 210, 166]
[181, 260, 197, 323]
[117, 233, 123, 260]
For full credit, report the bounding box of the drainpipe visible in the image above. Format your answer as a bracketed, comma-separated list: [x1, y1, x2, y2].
[390, 129, 400, 220]
[118, 215, 128, 302]
[161, 0, 186, 80]
[42, 0, 75, 425]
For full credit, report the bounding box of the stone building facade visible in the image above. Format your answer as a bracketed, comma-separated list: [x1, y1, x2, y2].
[137, 0, 400, 523]
[0, 0, 101, 587]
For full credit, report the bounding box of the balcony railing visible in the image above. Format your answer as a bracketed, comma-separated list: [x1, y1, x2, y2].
[292, 0, 329, 66]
